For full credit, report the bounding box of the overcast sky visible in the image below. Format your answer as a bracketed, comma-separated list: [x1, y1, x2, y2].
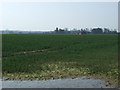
[1, 2, 118, 31]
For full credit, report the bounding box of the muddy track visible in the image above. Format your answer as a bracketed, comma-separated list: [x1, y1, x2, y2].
[2, 77, 114, 88]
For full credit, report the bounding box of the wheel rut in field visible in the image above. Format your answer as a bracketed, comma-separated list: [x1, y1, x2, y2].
[3, 49, 56, 58]
[16, 49, 48, 54]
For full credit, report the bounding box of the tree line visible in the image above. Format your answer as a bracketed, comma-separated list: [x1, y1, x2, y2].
[54, 27, 117, 34]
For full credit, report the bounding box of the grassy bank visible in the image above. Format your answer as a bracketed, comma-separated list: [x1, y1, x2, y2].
[2, 34, 118, 86]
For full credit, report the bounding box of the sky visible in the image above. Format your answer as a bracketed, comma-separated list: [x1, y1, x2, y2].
[1, 2, 118, 31]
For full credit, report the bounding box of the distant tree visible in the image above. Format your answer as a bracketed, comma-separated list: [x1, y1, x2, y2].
[64, 28, 68, 31]
[91, 28, 103, 34]
[113, 29, 117, 33]
[55, 27, 59, 32]
[104, 28, 110, 34]
[81, 29, 87, 35]
[72, 28, 77, 31]
[59, 28, 64, 32]
[110, 30, 117, 34]
[85, 28, 89, 32]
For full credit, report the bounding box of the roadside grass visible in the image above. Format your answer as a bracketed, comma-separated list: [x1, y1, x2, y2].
[2, 34, 118, 86]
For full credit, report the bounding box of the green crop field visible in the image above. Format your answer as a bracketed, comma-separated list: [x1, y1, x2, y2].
[2, 34, 118, 86]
